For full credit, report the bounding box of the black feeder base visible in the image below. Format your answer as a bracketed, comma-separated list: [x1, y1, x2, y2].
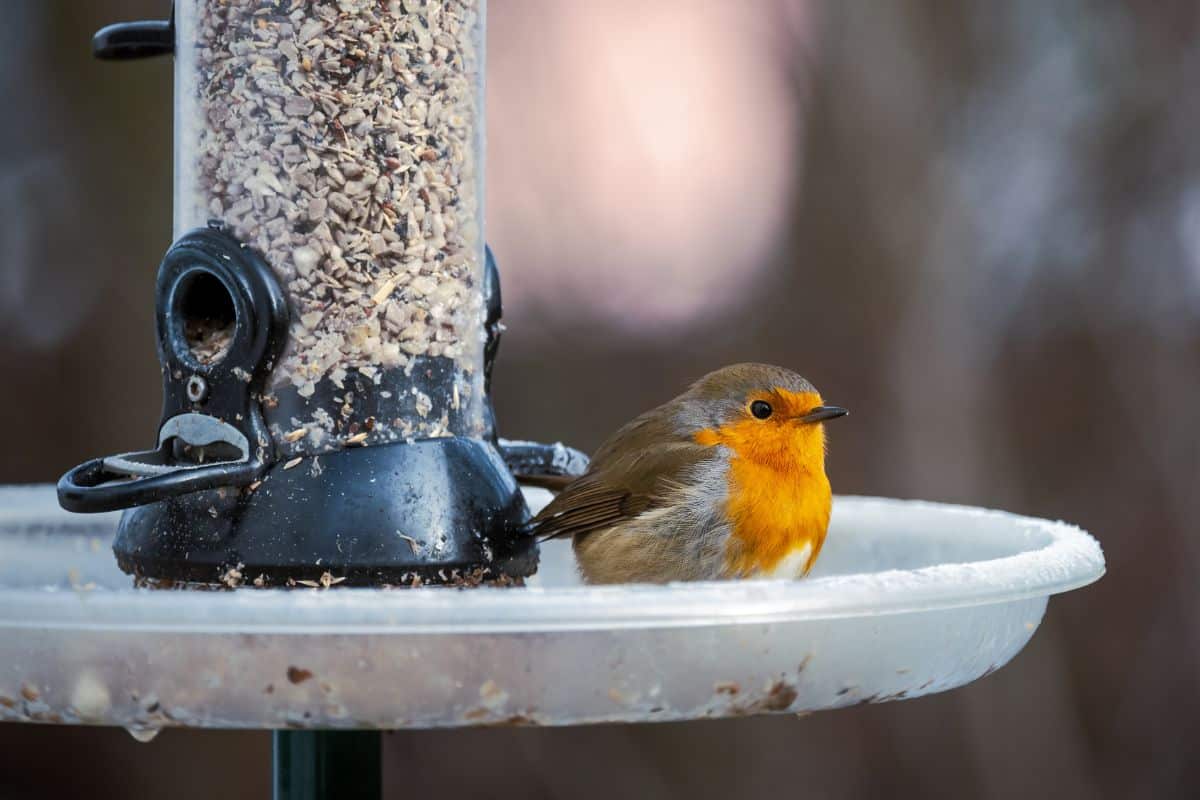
[58, 226, 583, 587]
[113, 436, 536, 587]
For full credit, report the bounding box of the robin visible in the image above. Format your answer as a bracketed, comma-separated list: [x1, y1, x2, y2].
[529, 364, 847, 584]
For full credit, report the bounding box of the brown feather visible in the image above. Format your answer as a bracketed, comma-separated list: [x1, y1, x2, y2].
[529, 403, 717, 543]
[514, 474, 576, 492]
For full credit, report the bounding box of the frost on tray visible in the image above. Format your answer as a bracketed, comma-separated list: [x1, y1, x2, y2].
[174, 0, 486, 448]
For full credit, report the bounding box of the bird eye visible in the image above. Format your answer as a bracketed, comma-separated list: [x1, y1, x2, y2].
[750, 400, 773, 419]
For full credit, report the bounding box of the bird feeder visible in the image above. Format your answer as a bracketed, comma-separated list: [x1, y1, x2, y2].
[57, 0, 581, 588]
[0, 2, 1106, 799]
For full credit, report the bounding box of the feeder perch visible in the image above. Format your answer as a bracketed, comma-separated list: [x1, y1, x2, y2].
[0, 489, 1104, 738]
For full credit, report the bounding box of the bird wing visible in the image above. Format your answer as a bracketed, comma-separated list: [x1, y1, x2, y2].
[512, 473, 577, 492]
[529, 439, 715, 542]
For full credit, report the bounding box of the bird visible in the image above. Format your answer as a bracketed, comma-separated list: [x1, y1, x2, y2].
[529, 363, 847, 584]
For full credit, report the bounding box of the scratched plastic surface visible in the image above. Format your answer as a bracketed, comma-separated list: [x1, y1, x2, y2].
[0, 485, 1103, 732]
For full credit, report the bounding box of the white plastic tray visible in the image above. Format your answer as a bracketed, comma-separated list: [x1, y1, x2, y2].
[0, 485, 1103, 732]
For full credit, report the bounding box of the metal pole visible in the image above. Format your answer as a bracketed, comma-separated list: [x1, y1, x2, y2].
[273, 730, 381, 800]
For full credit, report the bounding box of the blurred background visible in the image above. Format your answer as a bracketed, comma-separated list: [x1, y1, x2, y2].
[2, 0, 1197, 797]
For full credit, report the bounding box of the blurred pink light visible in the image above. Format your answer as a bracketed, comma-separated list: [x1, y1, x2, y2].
[487, 0, 813, 334]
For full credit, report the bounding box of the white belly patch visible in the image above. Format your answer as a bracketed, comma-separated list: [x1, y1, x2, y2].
[763, 543, 813, 579]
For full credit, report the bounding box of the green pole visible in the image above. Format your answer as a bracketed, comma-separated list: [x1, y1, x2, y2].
[272, 730, 382, 800]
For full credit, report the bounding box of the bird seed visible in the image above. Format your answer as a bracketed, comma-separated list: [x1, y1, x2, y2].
[176, 0, 484, 443]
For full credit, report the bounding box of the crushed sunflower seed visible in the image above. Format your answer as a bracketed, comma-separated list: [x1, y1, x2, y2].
[178, 0, 484, 444]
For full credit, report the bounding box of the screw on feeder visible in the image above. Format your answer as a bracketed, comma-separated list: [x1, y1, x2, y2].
[186, 374, 208, 404]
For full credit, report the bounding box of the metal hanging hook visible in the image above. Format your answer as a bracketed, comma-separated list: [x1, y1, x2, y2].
[93, 3, 175, 60]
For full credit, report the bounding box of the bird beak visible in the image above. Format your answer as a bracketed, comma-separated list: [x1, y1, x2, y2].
[798, 405, 848, 424]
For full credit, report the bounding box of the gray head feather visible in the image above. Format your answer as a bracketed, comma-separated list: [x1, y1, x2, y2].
[673, 363, 818, 432]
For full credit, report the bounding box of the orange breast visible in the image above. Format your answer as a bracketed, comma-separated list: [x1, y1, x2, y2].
[695, 394, 833, 577]
[722, 457, 831, 576]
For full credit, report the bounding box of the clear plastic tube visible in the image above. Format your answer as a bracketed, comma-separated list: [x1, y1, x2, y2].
[175, 0, 486, 451]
